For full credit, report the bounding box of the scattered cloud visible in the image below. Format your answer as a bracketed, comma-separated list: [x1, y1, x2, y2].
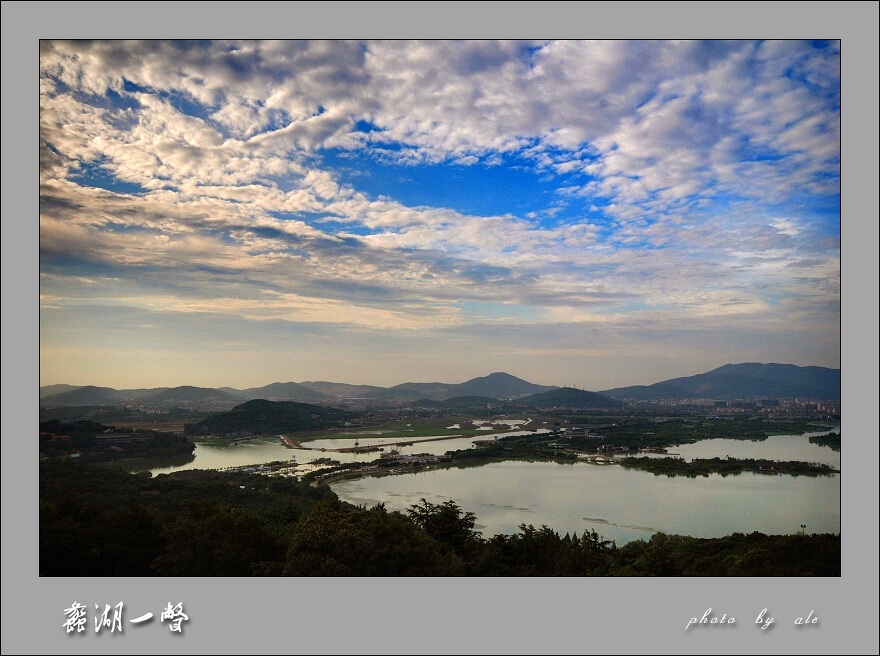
[39, 40, 840, 387]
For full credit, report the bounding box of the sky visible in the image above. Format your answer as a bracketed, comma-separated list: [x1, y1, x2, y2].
[38, 40, 841, 390]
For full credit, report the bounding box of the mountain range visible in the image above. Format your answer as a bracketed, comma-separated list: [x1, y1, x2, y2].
[600, 363, 840, 401]
[40, 372, 555, 406]
[40, 363, 840, 408]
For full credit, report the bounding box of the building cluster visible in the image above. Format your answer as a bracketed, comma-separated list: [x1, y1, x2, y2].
[123, 405, 171, 415]
[624, 397, 840, 419]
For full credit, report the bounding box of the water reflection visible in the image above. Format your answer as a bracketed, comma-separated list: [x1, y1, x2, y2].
[332, 460, 840, 545]
[128, 439, 296, 476]
[131, 430, 550, 476]
[624, 430, 840, 469]
[128, 429, 841, 546]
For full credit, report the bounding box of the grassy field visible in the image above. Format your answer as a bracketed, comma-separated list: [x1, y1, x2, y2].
[296, 417, 536, 441]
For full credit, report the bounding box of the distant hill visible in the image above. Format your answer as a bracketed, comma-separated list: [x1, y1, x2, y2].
[364, 387, 427, 400]
[390, 381, 457, 399]
[120, 387, 171, 401]
[450, 372, 557, 399]
[186, 399, 358, 436]
[602, 363, 840, 401]
[37, 372, 558, 407]
[297, 373, 556, 402]
[139, 386, 239, 405]
[297, 381, 399, 400]
[597, 382, 683, 401]
[218, 387, 247, 398]
[391, 372, 557, 401]
[39, 384, 82, 398]
[238, 382, 328, 403]
[41, 386, 125, 406]
[516, 387, 623, 409]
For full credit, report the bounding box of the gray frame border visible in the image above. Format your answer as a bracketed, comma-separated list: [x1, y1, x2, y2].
[4, 3, 877, 654]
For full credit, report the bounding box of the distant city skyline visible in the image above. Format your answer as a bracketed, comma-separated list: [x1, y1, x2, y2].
[39, 40, 840, 390]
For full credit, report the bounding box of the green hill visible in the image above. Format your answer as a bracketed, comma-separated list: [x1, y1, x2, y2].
[517, 387, 623, 409]
[185, 399, 359, 436]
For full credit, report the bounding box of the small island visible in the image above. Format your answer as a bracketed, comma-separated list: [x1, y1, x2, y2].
[808, 431, 841, 451]
[618, 456, 839, 478]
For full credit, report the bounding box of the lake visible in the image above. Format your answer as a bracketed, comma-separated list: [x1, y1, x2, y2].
[131, 429, 840, 545]
[331, 460, 840, 545]
[128, 429, 548, 476]
[623, 430, 841, 468]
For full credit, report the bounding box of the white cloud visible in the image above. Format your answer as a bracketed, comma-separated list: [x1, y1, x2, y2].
[38, 40, 840, 384]
[40, 40, 839, 212]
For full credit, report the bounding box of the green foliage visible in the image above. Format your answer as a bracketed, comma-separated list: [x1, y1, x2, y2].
[619, 456, 839, 477]
[406, 498, 481, 561]
[283, 501, 464, 576]
[153, 500, 280, 576]
[562, 414, 834, 451]
[614, 531, 841, 576]
[477, 525, 614, 576]
[39, 460, 332, 576]
[808, 432, 840, 451]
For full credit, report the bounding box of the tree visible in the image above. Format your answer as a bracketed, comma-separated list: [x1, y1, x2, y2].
[406, 498, 481, 559]
[283, 501, 463, 576]
[153, 499, 280, 576]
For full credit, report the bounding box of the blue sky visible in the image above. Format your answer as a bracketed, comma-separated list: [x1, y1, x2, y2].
[39, 40, 840, 389]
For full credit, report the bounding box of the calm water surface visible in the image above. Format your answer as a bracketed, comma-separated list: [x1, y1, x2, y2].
[129, 430, 547, 476]
[332, 460, 839, 545]
[130, 429, 840, 544]
[631, 430, 840, 469]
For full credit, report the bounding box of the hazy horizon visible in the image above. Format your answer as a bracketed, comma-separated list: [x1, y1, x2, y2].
[40, 41, 840, 392]
[39, 360, 841, 393]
